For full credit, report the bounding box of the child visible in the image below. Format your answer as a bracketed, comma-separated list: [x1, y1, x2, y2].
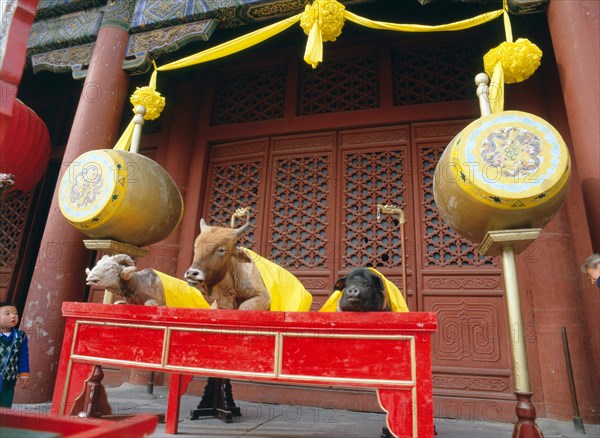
[0, 301, 30, 408]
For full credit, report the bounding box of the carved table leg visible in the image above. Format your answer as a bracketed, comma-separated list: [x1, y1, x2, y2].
[190, 377, 241, 423]
[71, 364, 112, 418]
[377, 388, 434, 438]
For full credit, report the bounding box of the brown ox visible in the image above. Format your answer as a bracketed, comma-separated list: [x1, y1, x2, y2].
[184, 219, 271, 310]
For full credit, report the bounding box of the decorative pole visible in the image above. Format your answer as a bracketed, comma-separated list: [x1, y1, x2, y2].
[475, 72, 492, 116]
[479, 230, 543, 438]
[129, 105, 146, 154]
[377, 204, 407, 298]
[432, 67, 571, 437]
[474, 73, 543, 437]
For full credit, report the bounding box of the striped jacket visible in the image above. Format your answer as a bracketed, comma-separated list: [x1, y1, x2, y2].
[0, 329, 30, 390]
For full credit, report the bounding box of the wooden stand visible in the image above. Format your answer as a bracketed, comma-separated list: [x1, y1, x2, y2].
[480, 229, 544, 438]
[70, 364, 112, 418]
[513, 392, 544, 438]
[190, 377, 241, 422]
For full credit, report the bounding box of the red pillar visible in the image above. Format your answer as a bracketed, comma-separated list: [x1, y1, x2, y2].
[519, 210, 600, 422]
[547, 1, 600, 251]
[18, 25, 130, 402]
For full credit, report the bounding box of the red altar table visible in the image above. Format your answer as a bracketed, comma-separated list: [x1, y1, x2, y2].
[51, 303, 437, 437]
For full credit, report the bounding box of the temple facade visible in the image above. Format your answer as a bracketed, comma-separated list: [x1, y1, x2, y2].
[1, 0, 598, 424]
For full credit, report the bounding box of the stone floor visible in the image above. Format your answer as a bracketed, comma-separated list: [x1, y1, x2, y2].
[13, 383, 599, 438]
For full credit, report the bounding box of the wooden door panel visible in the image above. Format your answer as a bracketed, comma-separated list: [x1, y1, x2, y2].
[204, 138, 270, 250]
[0, 191, 34, 302]
[338, 125, 414, 310]
[266, 132, 337, 309]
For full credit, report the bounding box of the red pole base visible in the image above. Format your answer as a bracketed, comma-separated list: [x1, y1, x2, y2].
[512, 392, 544, 438]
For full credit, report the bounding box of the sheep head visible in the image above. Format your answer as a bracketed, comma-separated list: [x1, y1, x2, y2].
[86, 254, 137, 292]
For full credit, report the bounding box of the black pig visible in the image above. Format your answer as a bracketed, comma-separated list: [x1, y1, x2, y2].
[335, 268, 391, 312]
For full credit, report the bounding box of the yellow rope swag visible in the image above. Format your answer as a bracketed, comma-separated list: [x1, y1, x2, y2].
[113, 0, 541, 150]
[300, 0, 345, 68]
[114, 66, 165, 151]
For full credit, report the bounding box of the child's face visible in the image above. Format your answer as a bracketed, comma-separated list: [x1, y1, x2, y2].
[0, 306, 19, 331]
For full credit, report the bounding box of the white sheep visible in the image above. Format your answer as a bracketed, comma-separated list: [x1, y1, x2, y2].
[86, 254, 209, 308]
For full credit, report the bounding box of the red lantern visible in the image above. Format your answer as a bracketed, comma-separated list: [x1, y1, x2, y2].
[0, 98, 51, 192]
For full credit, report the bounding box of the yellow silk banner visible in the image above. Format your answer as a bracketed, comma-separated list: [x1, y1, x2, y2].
[344, 9, 503, 32]
[114, 1, 516, 149]
[156, 13, 302, 73]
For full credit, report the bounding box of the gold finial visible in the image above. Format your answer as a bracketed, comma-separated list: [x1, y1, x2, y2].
[377, 203, 405, 224]
[230, 207, 251, 228]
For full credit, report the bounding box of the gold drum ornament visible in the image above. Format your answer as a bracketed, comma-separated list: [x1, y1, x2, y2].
[433, 111, 571, 243]
[58, 149, 183, 247]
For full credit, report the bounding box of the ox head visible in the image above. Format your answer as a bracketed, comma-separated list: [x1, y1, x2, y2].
[184, 218, 250, 288]
[85, 254, 138, 292]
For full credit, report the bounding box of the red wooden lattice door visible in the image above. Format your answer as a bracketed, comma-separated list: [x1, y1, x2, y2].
[203, 121, 515, 418]
[0, 192, 34, 302]
[203, 126, 413, 309]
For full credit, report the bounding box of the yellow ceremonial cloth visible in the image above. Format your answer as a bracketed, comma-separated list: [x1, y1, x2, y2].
[155, 270, 210, 309]
[319, 268, 408, 312]
[241, 248, 313, 312]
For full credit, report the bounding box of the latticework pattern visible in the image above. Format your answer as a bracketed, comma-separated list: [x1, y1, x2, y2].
[270, 155, 330, 269]
[0, 192, 33, 267]
[343, 149, 406, 268]
[419, 146, 492, 267]
[298, 53, 378, 115]
[206, 161, 261, 247]
[211, 66, 286, 125]
[392, 44, 478, 105]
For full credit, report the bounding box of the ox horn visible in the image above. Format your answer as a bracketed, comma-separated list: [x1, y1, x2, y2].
[199, 218, 209, 232]
[235, 221, 251, 237]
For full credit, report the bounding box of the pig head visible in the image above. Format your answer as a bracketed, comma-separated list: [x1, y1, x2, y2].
[184, 218, 271, 310]
[335, 268, 391, 312]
